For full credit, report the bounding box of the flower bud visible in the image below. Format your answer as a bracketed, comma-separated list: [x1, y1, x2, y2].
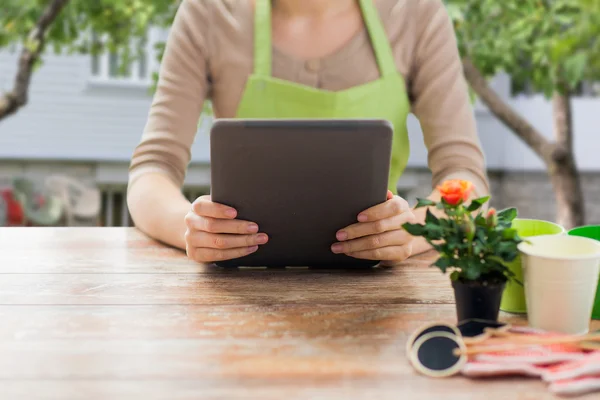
[487, 208, 498, 227]
[463, 218, 475, 241]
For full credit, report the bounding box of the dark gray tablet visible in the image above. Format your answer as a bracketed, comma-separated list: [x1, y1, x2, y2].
[209, 119, 393, 268]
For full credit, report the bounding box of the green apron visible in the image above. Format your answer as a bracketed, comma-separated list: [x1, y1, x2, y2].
[235, 0, 411, 193]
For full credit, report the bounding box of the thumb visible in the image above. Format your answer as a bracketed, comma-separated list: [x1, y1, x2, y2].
[386, 190, 394, 200]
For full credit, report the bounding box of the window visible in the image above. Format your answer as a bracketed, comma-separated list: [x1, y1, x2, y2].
[89, 28, 164, 87]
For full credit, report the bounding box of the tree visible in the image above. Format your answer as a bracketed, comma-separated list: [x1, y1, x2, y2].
[447, 0, 600, 229]
[0, 0, 179, 119]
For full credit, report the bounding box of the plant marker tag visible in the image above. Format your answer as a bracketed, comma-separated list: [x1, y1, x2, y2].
[405, 322, 460, 356]
[542, 352, 600, 382]
[471, 343, 588, 365]
[579, 341, 600, 351]
[579, 330, 600, 350]
[461, 360, 546, 378]
[458, 319, 508, 337]
[410, 332, 467, 378]
[548, 375, 600, 396]
[457, 319, 510, 344]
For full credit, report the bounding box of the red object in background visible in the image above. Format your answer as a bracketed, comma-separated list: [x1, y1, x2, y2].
[0, 189, 24, 225]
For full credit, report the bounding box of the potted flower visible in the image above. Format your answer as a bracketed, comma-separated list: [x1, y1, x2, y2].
[402, 179, 523, 322]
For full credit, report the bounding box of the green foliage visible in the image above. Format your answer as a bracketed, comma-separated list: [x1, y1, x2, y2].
[0, 0, 216, 117]
[415, 198, 437, 209]
[1, 0, 179, 57]
[446, 0, 600, 97]
[466, 196, 490, 212]
[403, 195, 523, 285]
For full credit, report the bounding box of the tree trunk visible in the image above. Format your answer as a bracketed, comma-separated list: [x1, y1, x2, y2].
[461, 59, 554, 163]
[549, 91, 584, 229]
[0, 0, 70, 121]
[461, 58, 585, 227]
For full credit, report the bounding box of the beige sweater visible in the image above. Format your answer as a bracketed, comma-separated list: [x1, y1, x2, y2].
[129, 0, 489, 196]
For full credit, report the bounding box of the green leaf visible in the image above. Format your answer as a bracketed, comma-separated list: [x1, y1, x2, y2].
[434, 256, 453, 273]
[415, 198, 437, 209]
[463, 265, 481, 281]
[425, 209, 439, 225]
[402, 223, 425, 236]
[467, 196, 490, 212]
[497, 208, 518, 222]
[450, 270, 460, 281]
[488, 255, 509, 267]
[424, 224, 445, 241]
[475, 214, 488, 227]
[496, 241, 518, 259]
[502, 228, 518, 240]
[563, 52, 588, 89]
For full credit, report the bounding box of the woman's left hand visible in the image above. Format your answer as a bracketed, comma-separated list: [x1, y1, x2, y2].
[331, 191, 416, 265]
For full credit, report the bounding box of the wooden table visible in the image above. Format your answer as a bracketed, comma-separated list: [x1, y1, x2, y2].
[1, 228, 598, 400]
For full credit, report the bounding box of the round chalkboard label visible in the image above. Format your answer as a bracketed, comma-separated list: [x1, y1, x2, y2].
[405, 323, 460, 356]
[410, 331, 467, 378]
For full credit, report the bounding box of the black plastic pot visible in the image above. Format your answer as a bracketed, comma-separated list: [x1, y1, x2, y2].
[451, 279, 506, 323]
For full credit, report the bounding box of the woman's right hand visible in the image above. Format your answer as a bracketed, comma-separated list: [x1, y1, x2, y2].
[184, 195, 269, 263]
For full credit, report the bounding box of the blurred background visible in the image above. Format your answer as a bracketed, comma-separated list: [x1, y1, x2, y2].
[0, 0, 599, 229]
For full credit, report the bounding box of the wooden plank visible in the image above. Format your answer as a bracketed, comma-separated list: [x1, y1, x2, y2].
[0, 269, 454, 305]
[0, 227, 439, 273]
[2, 334, 594, 394]
[0, 304, 459, 340]
[0, 337, 406, 380]
[1, 379, 573, 400]
[1, 303, 595, 342]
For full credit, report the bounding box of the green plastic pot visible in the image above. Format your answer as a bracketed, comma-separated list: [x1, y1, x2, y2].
[500, 218, 565, 314]
[568, 225, 600, 320]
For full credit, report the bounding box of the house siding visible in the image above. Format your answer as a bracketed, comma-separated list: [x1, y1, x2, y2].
[2, 51, 600, 170]
[0, 51, 211, 163]
[1, 51, 600, 226]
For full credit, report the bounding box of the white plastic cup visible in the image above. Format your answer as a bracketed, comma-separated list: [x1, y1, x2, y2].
[518, 235, 600, 334]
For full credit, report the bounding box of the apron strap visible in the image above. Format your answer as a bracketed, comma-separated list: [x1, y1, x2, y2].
[359, 0, 397, 78]
[254, 0, 272, 77]
[253, 0, 396, 78]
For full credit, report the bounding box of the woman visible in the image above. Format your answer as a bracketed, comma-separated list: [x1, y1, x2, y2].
[127, 0, 489, 265]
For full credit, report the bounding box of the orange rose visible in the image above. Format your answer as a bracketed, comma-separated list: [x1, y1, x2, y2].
[437, 179, 473, 206]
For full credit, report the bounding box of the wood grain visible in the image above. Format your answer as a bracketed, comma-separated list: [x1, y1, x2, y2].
[0, 227, 598, 399]
[2, 379, 577, 400]
[0, 270, 454, 305]
[0, 227, 439, 274]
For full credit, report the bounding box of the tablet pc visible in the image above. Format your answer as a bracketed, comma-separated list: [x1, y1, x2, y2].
[209, 119, 393, 268]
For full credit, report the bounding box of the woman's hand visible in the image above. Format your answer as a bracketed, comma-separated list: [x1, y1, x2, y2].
[331, 191, 416, 265]
[184, 195, 269, 263]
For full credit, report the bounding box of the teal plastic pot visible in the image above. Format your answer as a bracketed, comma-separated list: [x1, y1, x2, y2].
[568, 226, 600, 320]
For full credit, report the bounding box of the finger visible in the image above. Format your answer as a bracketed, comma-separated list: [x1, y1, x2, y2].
[192, 195, 237, 219]
[186, 231, 269, 249]
[387, 190, 394, 200]
[331, 230, 410, 254]
[346, 244, 413, 262]
[336, 212, 416, 241]
[185, 213, 259, 234]
[357, 196, 410, 222]
[189, 245, 260, 263]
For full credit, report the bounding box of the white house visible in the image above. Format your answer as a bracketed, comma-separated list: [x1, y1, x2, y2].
[1, 29, 600, 226]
